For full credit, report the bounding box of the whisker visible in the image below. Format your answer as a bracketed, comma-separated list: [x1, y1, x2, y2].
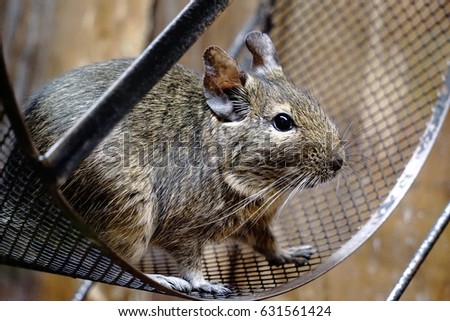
[225, 175, 295, 233]
[335, 174, 341, 195]
[179, 174, 287, 232]
[219, 171, 307, 240]
[341, 118, 356, 141]
[275, 173, 311, 221]
[340, 164, 361, 181]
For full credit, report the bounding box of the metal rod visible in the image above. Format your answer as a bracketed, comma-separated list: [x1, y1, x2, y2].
[227, 0, 274, 58]
[43, 0, 231, 185]
[386, 201, 450, 301]
[0, 42, 41, 159]
[72, 280, 95, 301]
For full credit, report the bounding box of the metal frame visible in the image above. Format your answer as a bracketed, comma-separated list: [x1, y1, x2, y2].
[387, 201, 450, 301]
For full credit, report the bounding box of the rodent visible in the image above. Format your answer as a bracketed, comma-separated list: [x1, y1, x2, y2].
[22, 31, 345, 294]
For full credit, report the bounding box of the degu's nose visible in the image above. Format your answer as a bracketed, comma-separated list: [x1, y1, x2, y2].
[329, 154, 344, 172]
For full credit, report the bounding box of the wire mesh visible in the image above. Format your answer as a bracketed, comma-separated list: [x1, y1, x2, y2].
[1, 0, 449, 300]
[0, 142, 155, 293]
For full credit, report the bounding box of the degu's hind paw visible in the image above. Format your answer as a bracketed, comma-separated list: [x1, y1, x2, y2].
[147, 274, 231, 295]
[194, 282, 232, 295]
[267, 245, 315, 267]
[147, 274, 193, 293]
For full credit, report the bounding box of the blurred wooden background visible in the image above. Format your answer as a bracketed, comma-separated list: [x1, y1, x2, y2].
[0, 0, 448, 300]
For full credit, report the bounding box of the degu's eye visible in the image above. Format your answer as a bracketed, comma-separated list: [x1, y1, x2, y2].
[272, 113, 295, 132]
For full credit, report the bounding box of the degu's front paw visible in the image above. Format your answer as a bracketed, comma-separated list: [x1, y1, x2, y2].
[267, 245, 315, 267]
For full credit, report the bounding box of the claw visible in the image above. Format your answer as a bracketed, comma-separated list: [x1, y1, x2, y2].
[289, 245, 314, 260]
[196, 282, 232, 295]
[267, 245, 315, 267]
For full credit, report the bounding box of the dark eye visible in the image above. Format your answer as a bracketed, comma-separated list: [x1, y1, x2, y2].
[272, 113, 295, 132]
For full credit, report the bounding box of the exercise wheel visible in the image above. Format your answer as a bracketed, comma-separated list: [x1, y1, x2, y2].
[1, 0, 449, 300]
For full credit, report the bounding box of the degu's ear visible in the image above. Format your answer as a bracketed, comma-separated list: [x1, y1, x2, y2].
[245, 31, 282, 72]
[203, 46, 247, 122]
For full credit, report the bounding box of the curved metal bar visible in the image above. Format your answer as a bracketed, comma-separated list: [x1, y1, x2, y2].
[387, 201, 450, 301]
[42, 0, 231, 186]
[72, 280, 95, 301]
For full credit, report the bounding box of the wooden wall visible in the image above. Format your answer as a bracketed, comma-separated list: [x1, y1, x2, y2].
[0, 0, 448, 300]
